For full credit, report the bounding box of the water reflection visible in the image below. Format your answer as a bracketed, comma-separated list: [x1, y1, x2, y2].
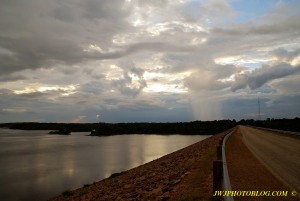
[0, 129, 210, 201]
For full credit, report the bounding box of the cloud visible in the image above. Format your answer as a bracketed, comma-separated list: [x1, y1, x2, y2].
[2, 107, 28, 113]
[0, 35, 199, 77]
[212, 1, 300, 36]
[182, 0, 237, 23]
[112, 72, 147, 97]
[271, 48, 300, 65]
[103, 96, 165, 110]
[269, 73, 300, 96]
[0, 0, 131, 75]
[0, 0, 202, 78]
[0, 74, 26, 82]
[185, 64, 237, 91]
[71, 115, 87, 123]
[231, 63, 300, 91]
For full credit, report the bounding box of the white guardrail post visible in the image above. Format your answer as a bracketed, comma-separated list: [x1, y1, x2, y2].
[222, 129, 235, 201]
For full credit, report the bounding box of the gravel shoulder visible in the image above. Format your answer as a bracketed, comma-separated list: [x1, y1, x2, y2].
[226, 126, 300, 201]
[50, 129, 234, 201]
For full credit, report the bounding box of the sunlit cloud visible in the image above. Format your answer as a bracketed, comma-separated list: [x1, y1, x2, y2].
[84, 44, 104, 53]
[144, 83, 188, 93]
[143, 71, 191, 93]
[13, 85, 78, 96]
[214, 55, 272, 69]
[2, 107, 28, 113]
[71, 115, 87, 123]
[146, 21, 208, 37]
[105, 65, 124, 81]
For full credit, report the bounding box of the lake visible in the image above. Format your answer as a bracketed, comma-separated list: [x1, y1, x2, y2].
[0, 128, 210, 201]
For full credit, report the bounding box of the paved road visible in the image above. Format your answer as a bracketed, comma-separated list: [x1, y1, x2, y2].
[239, 125, 300, 192]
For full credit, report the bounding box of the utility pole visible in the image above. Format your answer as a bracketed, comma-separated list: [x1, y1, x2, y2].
[258, 97, 261, 121]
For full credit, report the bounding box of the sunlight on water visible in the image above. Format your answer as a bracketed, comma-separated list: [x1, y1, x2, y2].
[0, 128, 210, 201]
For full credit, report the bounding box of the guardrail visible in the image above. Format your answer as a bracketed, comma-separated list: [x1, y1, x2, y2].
[213, 128, 235, 201]
[251, 126, 300, 136]
[222, 129, 234, 201]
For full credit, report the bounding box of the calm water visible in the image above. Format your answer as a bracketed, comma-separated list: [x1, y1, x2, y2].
[0, 128, 210, 201]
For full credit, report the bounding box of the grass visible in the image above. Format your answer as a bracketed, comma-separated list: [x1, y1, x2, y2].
[83, 183, 91, 188]
[62, 190, 73, 197]
[109, 171, 125, 179]
[78, 191, 87, 196]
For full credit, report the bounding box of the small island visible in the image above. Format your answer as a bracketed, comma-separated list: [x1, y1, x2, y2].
[48, 128, 71, 135]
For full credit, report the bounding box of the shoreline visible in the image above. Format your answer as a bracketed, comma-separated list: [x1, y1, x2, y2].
[50, 128, 233, 201]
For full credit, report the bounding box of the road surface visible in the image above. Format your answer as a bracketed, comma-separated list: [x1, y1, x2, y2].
[239, 126, 300, 193]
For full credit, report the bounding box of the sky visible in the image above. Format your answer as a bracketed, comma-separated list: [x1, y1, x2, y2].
[0, 0, 300, 123]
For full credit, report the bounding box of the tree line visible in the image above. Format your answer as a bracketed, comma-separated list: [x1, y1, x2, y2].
[2, 118, 298, 135]
[0, 120, 236, 135]
[239, 117, 300, 132]
[91, 120, 236, 136]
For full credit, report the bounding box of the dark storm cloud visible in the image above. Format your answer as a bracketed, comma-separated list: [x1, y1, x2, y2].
[0, 0, 200, 78]
[87, 42, 199, 62]
[0, 36, 85, 73]
[0, 74, 26, 82]
[231, 63, 300, 91]
[0, 0, 130, 74]
[122, 42, 198, 55]
[0, 35, 198, 76]
[271, 48, 300, 63]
